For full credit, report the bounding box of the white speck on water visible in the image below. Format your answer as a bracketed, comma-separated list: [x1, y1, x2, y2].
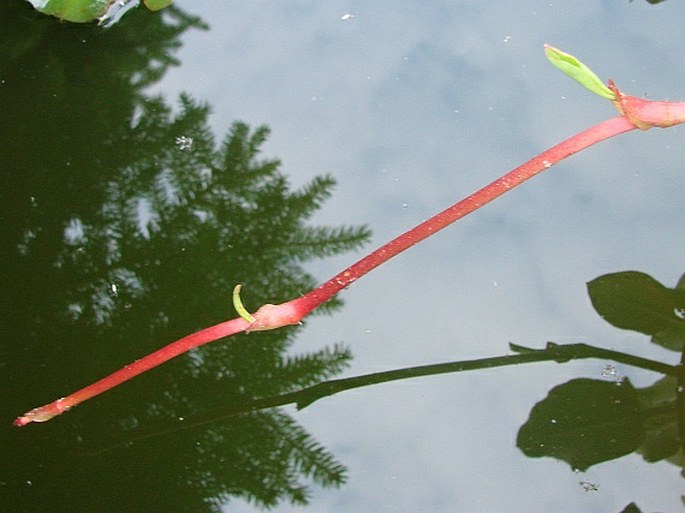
[340, 13, 355, 21]
[542, 160, 552, 168]
[503, 35, 512, 43]
[674, 307, 685, 320]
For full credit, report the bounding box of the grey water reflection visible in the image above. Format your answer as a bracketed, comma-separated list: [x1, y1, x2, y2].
[1, 3, 369, 511]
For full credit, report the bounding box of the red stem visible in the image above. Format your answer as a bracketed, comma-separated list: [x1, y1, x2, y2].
[16, 89, 683, 426]
[14, 317, 250, 425]
[290, 115, 637, 316]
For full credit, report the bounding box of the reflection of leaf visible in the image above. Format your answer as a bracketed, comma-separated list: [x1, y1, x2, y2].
[635, 376, 682, 466]
[517, 378, 645, 471]
[587, 271, 685, 351]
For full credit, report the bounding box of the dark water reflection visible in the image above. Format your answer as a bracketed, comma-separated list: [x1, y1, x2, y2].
[1, 2, 683, 513]
[1, 3, 368, 510]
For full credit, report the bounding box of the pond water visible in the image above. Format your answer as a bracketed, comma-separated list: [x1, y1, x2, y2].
[2, 1, 684, 512]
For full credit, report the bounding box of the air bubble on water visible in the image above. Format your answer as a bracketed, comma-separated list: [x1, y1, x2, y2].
[579, 479, 599, 492]
[401, 203, 408, 209]
[340, 13, 355, 21]
[601, 364, 616, 377]
[601, 363, 623, 383]
[175, 136, 194, 150]
[502, 35, 512, 43]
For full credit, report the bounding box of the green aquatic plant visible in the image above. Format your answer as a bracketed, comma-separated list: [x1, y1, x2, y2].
[15, 46, 685, 426]
[29, 0, 172, 23]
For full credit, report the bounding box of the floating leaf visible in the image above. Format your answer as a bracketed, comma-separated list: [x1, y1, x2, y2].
[144, 0, 173, 11]
[29, 0, 172, 23]
[544, 44, 616, 100]
[31, 0, 112, 22]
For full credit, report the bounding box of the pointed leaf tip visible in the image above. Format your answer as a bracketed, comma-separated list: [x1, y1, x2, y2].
[544, 44, 616, 100]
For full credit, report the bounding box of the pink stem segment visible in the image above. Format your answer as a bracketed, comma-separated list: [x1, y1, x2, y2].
[15, 86, 684, 426]
[13, 317, 251, 425]
[288, 115, 638, 317]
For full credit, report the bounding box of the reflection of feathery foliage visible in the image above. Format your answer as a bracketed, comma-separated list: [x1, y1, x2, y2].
[3, 5, 366, 512]
[190, 410, 346, 508]
[61, 95, 368, 508]
[14, 88, 367, 509]
[61, 94, 370, 326]
[276, 342, 353, 390]
[263, 411, 347, 503]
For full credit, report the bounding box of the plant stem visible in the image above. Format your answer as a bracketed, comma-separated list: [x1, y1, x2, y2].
[85, 341, 677, 454]
[15, 89, 685, 426]
[288, 116, 637, 318]
[13, 317, 251, 425]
